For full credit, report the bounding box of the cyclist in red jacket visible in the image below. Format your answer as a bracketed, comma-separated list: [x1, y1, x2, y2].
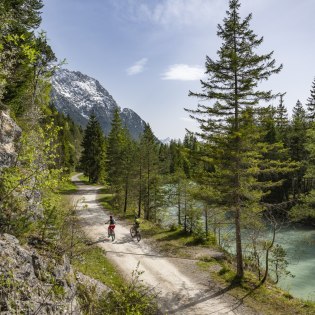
[105, 215, 116, 237]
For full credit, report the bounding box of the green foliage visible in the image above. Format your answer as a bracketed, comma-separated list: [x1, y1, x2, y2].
[73, 246, 124, 289]
[288, 100, 308, 164]
[106, 109, 137, 212]
[291, 122, 315, 221]
[0, 120, 65, 237]
[306, 78, 315, 122]
[269, 244, 294, 284]
[74, 252, 158, 315]
[0, 0, 43, 100]
[43, 104, 83, 172]
[80, 113, 106, 183]
[139, 124, 161, 220]
[98, 265, 158, 315]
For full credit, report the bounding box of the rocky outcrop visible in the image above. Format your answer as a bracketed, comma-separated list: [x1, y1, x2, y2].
[0, 234, 81, 314]
[0, 110, 21, 168]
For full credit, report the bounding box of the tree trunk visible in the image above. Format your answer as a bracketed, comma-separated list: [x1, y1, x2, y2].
[138, 164, 142, 217]
[123, 177, 128, 214]
[205, 205, 208, 237]
[178, 182, 181, 225]
[235, 207, 244, 278]
[260, 223, 276, 285]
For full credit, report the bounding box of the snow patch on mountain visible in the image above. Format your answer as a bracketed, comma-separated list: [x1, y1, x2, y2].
[51, 69, 146, 139]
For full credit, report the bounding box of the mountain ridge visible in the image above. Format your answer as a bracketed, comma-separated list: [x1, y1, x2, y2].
[51, 68, 146, 139]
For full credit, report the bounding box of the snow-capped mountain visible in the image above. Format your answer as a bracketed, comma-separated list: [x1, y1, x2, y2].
[51, 68, 146, 139]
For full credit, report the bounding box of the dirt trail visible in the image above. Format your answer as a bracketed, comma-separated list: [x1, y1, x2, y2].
[72, 174, 258, 315]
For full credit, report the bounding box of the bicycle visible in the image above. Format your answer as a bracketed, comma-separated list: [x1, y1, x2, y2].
[107, 225, 115, 241]
[130, 224, 141, 242]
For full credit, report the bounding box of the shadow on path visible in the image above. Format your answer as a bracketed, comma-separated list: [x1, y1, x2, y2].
[166, 283, 239, 314]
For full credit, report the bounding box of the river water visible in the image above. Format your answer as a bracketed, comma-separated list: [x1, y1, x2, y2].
[216, 224, 315, 301]
[161, 208, 315, 301]
[274, 225, 315, 301]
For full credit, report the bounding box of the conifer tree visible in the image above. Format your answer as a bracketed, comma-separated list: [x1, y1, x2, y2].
[186, 0, 282, 278]
[80, 113, 106, 183]
[291, 121, 315, 221]
[306, 77, 315, 122]
[121, 128, 137, 214]
[139, 124, 160, 220]
[275, 93, 289, 144]
[107, 109, 125, 186]
[106, 108, 134, 211]
[289, 100, 308, 163]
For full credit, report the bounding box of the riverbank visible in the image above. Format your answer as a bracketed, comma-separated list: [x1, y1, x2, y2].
[137, 222, 315, 315]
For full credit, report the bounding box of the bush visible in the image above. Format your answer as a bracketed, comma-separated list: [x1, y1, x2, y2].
[79, 264, 159, 315]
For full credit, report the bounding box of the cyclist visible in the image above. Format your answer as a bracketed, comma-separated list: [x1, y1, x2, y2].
[134, 215, 140, 232]
[105, 215, 116, 237]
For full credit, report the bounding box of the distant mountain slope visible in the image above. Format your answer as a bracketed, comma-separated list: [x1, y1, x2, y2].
[51, 68, 146, 139]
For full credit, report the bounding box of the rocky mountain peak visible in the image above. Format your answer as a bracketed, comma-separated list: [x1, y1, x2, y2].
[51, 69, 146, 139]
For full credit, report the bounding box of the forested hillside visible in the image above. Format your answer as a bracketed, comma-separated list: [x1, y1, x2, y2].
[1, 0, 315, 313]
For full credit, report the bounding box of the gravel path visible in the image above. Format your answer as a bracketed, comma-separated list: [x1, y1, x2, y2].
[72, 174, 259, 315]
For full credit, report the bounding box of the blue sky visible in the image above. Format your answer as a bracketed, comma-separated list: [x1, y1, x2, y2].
[41, 0, 315, 140]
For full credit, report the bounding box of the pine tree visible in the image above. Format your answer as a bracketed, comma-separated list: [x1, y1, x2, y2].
[80, 113, 106, 183]
[139, 124, 160, 220]
[106, 108, 134, 211]
[186, 0, 282, 278]
[121, 128, 137, 214]
[291, 121, 315, 221]
[275, 93, 289, 144]
[289, 100, 308, 162]
[306, 77, 315, 121]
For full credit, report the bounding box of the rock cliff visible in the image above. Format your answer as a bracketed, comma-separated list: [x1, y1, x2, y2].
[0, 110, 21, 169]
[0, 234, 81, 314]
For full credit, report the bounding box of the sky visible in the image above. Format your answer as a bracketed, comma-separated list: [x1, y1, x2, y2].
[41, 0, 315, 140]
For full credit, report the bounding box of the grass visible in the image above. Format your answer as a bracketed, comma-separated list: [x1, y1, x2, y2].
[195, 258, 315, 315]
[78, 173, 105, 186]
[58, 177, 78, 195]
[72, 246, 124, 289]
[96, 188, 115, 212]
[78, 173, 90, 184]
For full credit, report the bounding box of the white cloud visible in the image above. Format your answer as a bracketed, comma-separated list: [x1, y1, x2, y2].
[162, 64, 205, 81]
[114, 0, 225, 28]
[126, 58, 148, 75]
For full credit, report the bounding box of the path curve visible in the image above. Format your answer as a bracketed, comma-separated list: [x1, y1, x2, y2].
[71, 174, 257, 315]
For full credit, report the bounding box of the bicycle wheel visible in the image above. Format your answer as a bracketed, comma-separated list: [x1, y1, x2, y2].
[111, 232, 115, 241]
[130, 226, 136, 238]
[136, 231, 141, 242]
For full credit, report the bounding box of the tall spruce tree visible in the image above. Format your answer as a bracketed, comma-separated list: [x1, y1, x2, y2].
[107, 109, 125, 186]
[290, 121, 315, 221]
[106, 108, 133, 211]
[306, 77, 315, 122]
[80, 113, 106, 183]
[275, 93, 289, 144]
[139, 124, 160, 220]
[186, 0, 282, 278]
[289, 100, 308, 163]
